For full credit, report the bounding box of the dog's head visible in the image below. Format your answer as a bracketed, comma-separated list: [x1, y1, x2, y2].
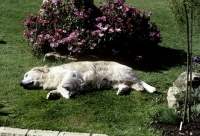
[20, 66, 49, 89]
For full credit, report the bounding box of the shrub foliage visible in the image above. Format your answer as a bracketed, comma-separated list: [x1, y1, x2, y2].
[23, 0, 162, 58]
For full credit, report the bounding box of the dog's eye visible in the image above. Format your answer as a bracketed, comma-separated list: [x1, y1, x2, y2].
[25, 74, 28, 77]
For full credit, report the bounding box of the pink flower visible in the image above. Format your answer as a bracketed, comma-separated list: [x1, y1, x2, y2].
[50, 42, 59, 47]
[95, 17, 101, 22]
[123, 6, 130, 12]
[92, 30, 101, 35]
[149, 32, 156, 37]
[142, 10, 147, 13]
[68, 46, 73, 51]
[110, 4, 114, 9]
[119, 0, 126, 5]
[96, 23, 102, 29]
[148, 12, 153, 16]
[92, 43, 97, 47]
[39, 9, 45, 16]
[108, 28, 114, 33]
[101, 16, 106, 21]
[22, 20, 34, 26]
[117, 18, 123, 23]
[38, 19, 50, 25]
[62, 37, 70, 43]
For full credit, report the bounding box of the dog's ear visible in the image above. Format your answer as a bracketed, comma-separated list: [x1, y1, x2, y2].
[43, 65, 49, 73]
[32, 66, 49, 73]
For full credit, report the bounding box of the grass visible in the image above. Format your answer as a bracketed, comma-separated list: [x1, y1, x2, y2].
[0, 0, 200, 135]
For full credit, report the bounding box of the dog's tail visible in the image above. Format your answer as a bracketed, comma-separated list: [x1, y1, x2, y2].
[140, 81, 156, 93]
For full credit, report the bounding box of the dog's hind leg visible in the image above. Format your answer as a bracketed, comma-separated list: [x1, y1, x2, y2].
[138, 81, 156, 93]
[113, 84, 130, 95]
[131, 83, 144, 92]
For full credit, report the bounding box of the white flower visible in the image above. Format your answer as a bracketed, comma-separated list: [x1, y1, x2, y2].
[101, 26, 108, 31]
[99, 33, 104, 37]
[115, 28, 121, 32]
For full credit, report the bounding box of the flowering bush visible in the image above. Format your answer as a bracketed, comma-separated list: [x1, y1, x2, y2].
[23, 0, 162, 57]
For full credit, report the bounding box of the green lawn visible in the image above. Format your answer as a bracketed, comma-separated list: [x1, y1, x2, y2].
[0, 0, 199, 136]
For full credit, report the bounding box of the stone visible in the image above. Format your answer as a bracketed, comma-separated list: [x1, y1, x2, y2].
[167, 71, 200, 108]
[43, 52, 69, 62]
[92, 134, 108, 136]
[27, 129, 59, 136]
[0, 127, 28, 136]
[58, 132, 90, 136]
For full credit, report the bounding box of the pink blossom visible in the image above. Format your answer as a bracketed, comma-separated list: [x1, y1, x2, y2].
[39, 9, 45, 16]
[79, 12, 84, 18]
[92, 30, 101, 35]
[101, 16, 106, 21]
[62, 37, 70, 43]
[95, 17, 101, 22]
[105, 24, 111, 28]
[142, 10, 147, 13]
[29, 38, 34, 43]
[50, 42, 59, 47]
[38, 19, 50, 25]
[54, 18, 58, 23]
[148, 12, 153, 16]
[50, 11, 60, 15]
[110, 4, 114, 9]
[96, 23, 102, 29]
[149, 32, 156, 37]
[108, 28, 114, 33]
[28, 14, 37, 21]
[72, 48, 77, 52]
[118, 0, 126, 5]
[117, 18, 123, 23]
[44, 34, 51, 40]
[92, 43, 97, 47]
[123, 6, 130, 12]
[68, 46, 73, 51]
[22, 20, 34, 26]
[69, 30, 79, 39]
[77, 42, 83, 45]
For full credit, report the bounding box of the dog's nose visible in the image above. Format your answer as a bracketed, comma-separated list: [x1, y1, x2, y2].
[20, 82, 24, 86]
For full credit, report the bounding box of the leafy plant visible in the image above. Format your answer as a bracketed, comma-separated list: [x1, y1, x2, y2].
[192, 56, 200, 72]
[175, 87, 200, 121]
[22, 0, 162, 58]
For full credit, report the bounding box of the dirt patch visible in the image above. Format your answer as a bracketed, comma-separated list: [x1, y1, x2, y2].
[153, 115, 200, 136]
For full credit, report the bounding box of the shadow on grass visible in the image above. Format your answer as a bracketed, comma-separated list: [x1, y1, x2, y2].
[0, 40, 7, 44]
[97, 46, 187, 72]
[0, 103, 9, 116]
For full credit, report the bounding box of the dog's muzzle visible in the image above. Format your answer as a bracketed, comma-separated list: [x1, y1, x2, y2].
[20, 81, 34, 89]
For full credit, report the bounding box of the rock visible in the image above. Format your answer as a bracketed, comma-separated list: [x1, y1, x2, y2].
[44, 52, 99, 62]
[167, 71, 200, 109]
[43, 52, 77, 62]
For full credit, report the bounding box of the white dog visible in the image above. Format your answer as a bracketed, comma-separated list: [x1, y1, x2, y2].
[20, 61, 156, 100]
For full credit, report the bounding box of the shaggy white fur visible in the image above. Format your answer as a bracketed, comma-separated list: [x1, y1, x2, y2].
[20, 61, 156, 99]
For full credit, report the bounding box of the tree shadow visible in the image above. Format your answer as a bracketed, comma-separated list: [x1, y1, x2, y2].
[88, 46, 187, 72]
[0, 40, 7, 44]
[0, 103, 10, 116]
[128, 46, 187, 72]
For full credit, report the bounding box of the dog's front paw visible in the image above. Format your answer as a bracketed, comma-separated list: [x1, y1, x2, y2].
[46, 91, 61, 100]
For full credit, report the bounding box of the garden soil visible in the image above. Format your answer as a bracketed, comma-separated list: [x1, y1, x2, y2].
[153, 115, 200, 136]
